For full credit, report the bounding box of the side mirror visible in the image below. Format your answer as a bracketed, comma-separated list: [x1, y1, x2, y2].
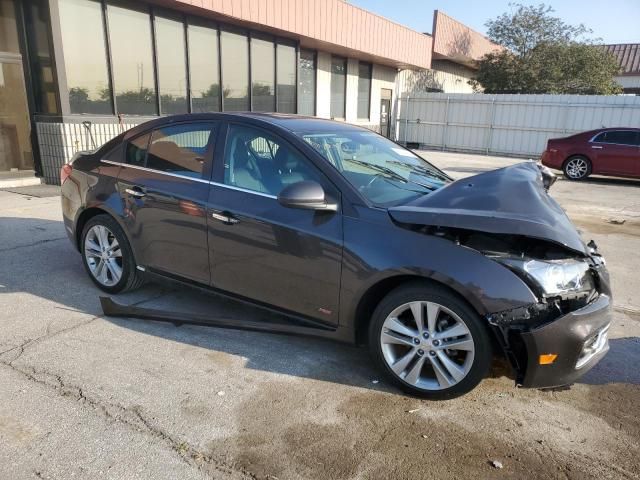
[277, 181, 338, 212]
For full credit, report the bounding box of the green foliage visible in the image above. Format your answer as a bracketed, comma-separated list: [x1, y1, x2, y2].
[473, 3, 622, 95]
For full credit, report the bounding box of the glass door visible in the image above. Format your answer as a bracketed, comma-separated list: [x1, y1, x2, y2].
[0, 0, 33, 172]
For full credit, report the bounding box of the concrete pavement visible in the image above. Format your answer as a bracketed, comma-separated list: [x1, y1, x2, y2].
[1, 153, 639, 479]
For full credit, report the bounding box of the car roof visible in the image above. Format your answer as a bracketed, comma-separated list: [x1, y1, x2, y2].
[124, 112, 371, 139]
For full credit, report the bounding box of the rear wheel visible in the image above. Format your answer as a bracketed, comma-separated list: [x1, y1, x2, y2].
[80, 214, 144, 293]
[368, 283, 492, 399]
[563, 156, 591, 180]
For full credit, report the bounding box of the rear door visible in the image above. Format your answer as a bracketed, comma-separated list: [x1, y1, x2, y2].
[205, 123, 343, 324]
[590, 130, 640, 176]
[116, 122, 217, 284]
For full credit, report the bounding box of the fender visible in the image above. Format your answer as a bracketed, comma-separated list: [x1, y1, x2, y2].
[338, 214, 538, 330]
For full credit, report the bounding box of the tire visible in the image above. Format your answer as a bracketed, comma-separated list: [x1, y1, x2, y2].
[563, 155, 591, 181]
[368, 282, 492, 400]
[80, 214, 144, 294]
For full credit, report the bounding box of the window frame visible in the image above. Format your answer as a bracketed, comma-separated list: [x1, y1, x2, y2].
[153, 9, 190, 115]
[213, 121, 339, 203]
[590, 130, 640, 147]
[119, 121, 218, 183]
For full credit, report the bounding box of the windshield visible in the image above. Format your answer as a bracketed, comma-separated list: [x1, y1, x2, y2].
[296, 129, 451, 207]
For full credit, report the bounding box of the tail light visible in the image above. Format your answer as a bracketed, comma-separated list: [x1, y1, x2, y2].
[60, 163, 73, 185]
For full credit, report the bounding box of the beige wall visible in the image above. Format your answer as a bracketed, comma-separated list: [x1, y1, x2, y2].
[616, 75, 640, 90]
[172, 0, 431, 69]
[432, 10, 501, 64]
[315, 51, 397, 130]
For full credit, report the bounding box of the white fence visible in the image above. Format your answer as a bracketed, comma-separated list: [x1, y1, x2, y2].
[395, 93, 640, 158]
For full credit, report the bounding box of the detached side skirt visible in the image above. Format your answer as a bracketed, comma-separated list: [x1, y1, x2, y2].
[99, 296, 350, 342]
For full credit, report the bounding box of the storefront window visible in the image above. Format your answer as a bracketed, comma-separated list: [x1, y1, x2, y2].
[330, 56, 346, 119]
[357, 62, 372, 120]
[23, 0, 59, 114]
[276, 43, 296, 113]
[298, 50, 315, 116]
[188, 22, 220, 112]
[0, 0, 20, 53]
[220, 29, 248, 111]
[59, 0, 112, 114]
[107, 2, 157, 115]
[155, 14, 187, 114]
[250, 36, 275, 112]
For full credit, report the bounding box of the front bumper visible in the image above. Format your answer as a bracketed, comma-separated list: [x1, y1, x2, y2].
[519, 293, 612, 388]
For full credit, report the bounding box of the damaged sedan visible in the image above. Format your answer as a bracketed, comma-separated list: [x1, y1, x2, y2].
[60, 113, 611, 399]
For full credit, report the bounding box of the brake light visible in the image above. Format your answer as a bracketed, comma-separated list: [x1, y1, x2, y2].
[60, 163, 73, 185]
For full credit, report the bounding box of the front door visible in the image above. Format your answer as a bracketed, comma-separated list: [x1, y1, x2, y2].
[379, 89, 392, 138]
[116, 122, 217, 284]
[206, 123, 343, 324]
[591, 130, 640, 177]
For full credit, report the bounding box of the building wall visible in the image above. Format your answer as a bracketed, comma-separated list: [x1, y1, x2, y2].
[431, 10, 501, 63]
[615, 75, 640, 94]
[396, 61, 475, 95]
[36, 49, 401, 184]
[173, 0, 431, 69]
[315, 52, 396, 131]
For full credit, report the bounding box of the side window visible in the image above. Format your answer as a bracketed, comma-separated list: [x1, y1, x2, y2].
[592, 132, 607, 143]
[146, 123, 215, 178]
[223, 124, 323, 196]
[126, 133, 151, 167]
[604, 130, 638, 146]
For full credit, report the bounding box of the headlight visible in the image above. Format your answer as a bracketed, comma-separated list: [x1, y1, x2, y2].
[496, 257, 594, 296]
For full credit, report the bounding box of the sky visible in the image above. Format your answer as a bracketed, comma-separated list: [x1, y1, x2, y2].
[349, 0, 640, 45]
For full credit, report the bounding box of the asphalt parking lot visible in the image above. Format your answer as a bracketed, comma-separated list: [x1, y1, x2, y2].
[1, 151, 639, 479]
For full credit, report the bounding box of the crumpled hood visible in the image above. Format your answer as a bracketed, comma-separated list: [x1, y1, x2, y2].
[388, 162, 587, 255]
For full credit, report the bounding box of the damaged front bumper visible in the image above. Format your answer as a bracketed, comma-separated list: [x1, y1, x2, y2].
[490, 259, 612, 389]
[518, 293, 611, 388]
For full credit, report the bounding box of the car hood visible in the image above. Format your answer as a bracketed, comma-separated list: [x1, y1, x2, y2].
[388, 162, 587, 255]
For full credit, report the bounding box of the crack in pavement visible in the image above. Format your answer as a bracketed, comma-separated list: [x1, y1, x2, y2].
[1, 361, 256, 480]
[0, 289, 256, 479]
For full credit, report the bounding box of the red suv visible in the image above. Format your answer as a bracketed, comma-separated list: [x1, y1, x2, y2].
[541, 128, 640, 180]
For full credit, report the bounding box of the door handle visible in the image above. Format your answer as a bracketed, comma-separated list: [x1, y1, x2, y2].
[125, 187, 146, 198]
[591, 146, 603, 149]
[211, 211, 239, 225]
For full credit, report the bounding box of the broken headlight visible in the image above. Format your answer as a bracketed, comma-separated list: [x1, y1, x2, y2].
[496, 257, 594, 297]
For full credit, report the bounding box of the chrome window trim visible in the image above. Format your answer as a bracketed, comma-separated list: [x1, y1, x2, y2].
[588, 130, 640, 147]
[101, 159, 279, 198]
[100, 159, 210, 184]
[209, 181, 278, 199]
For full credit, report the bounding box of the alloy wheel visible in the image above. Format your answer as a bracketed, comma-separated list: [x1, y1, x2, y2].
[84, 225, 123, 287]
[379, 301, 475, 391]
[565, 158, 588, 179]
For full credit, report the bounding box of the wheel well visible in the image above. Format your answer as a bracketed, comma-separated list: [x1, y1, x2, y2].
[75, 207, 109, 249]
[353, 275, 484, 345]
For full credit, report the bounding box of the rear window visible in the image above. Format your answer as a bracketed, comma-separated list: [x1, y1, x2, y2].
[126, 133, 151, 167]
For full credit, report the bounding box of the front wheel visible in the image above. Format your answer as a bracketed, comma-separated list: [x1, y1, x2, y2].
[368, 283, 492, 400]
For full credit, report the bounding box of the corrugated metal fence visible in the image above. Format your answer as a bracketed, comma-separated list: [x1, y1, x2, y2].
[396, 93, 640, 158]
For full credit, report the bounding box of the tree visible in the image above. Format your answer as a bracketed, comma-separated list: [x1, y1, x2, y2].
[472, 3, 622, 95]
